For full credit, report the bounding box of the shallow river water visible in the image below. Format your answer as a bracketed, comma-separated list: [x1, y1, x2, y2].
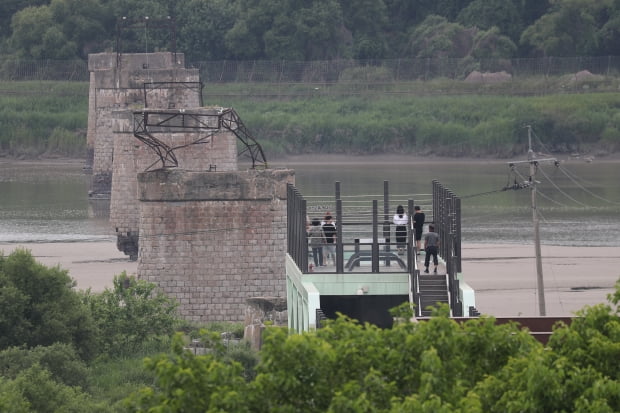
[1, 158, 619, 247]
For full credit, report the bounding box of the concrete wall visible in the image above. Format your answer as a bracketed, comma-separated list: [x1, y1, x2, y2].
[87, 52, 200, 197]
[109, 108, 239, 258]
[137, 168, 295, 322]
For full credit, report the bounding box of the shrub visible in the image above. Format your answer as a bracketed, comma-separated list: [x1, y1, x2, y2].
[0, 248, 99, 360]
[82, 272, 179, 357]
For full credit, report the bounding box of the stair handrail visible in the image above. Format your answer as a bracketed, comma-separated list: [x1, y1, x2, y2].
[408, 217, 422, 317]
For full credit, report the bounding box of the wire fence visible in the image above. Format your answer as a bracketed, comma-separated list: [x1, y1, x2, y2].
[2, 56, 620, 96]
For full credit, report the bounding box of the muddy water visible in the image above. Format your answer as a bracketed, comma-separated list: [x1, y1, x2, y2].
[1, 158, 619, 246]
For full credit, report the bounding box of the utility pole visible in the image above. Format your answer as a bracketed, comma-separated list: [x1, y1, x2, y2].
[509, 126, 556, 316]
[528, 126, 546, 316]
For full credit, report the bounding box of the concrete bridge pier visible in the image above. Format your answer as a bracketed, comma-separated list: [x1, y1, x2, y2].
[137, 168, 295, 322]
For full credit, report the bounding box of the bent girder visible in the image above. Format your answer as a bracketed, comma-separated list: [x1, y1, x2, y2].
[132, 108, 267, 170]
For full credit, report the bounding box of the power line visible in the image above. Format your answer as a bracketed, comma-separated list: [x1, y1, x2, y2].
[530, 127, 620, 205]
[557, 165, 620, 205]
[537, 166, 589, 207]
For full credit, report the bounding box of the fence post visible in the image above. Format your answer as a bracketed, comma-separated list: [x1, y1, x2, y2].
[372, 200, 379, 273]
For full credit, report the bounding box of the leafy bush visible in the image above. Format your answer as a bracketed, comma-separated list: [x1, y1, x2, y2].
[0, 248, 99, 360]
[82, 272, 179, 357]
[0, 343, 88, 388]
[126, 280, 620, 412]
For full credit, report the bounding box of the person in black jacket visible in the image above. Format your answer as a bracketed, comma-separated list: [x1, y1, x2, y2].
[413, 205, 425, 254]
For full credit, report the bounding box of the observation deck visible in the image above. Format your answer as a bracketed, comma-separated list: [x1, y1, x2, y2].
[286, 180, 477, 333]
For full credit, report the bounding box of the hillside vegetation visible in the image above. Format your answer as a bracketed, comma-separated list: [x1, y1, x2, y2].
[1, 79, 619, 160]
[2, 0, 619, 64]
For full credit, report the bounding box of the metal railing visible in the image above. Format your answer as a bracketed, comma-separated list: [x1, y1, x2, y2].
[288, 181, 431, 274]
[432, 180, 462, 317]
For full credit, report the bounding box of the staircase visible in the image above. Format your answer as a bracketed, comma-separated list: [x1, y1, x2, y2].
[418, 274, 449, 317]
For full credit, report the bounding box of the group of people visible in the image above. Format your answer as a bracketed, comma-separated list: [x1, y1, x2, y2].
[307, 213, 337, 267]
[393, 205, 439, 274]
[307, 205, 440, 274]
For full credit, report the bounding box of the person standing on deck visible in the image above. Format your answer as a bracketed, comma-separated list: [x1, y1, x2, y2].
[308, 218, 326, 267]
[413, 206, 425, 254]
[322, 215, 337, 265]
[424, 224, 440, 274]
[393, 205, 408, 255]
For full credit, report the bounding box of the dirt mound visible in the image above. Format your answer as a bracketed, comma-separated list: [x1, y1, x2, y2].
[465, 70, 512, 83]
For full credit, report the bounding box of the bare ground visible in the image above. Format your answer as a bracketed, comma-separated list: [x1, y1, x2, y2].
[1, 241, 618, 317]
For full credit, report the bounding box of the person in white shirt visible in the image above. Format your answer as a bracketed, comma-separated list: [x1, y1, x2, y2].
[393, 205, 408, 255]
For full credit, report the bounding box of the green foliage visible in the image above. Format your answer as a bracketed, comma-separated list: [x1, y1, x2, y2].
[12, 364, 109, 413]
[126, 282, 620, 411]
[175, 0, 236, 61]
[0, 248, 99, 360]
[82, 272, 179, 357]
[3, 79, 620, 159]
[0, 343, 88, 388]
[87, 355, 157, 411]
[4, 0, 620, 61]
[0, 376, 30, 413]
[125, 332, 250, 412]
[457, 0, 523, 42]
[519, 0, 615, 57]
[0, 81, 88, 157]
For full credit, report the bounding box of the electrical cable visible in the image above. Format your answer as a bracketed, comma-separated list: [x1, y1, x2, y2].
[537, 166, 589, 207]
[531, 127, 620, 205]
[535, 188, 568, 207]
[557, 165, 620, 205]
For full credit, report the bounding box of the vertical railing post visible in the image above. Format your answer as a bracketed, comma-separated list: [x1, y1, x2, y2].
[335, 181, 343, 273]
[407, 199, 414, 272]
[383, 180, 391, 266]
[372, 200, 379, 273]
[301, 198, 308, 272]
[336, 199, 344, 273]
[455, 197, 461, 273]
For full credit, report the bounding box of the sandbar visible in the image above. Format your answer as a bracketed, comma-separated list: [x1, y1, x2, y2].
[1, 241, 618, 317]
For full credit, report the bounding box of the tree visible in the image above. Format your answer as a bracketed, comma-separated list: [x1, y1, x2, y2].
[0, 248, 99, 360]
[126, 332, 250, 412]
[224, 0, 346, 60]
[82, 272, 179, 356]
[340, 0, 389, 58]
[8, 0, 112, 59]
[106, 0, 174, 54]
[0, 343, 89, 388]
[0, 0, 48, 39]
[472, 26, 517, 59]
[9, 6, 57, 58]
[49, 0, 112, 58]
[174, 0, 237, 62]
[520, 0, 609, 56]
[456, 0, 523, 42]
[127, 280, 620, 412]
[407, 15, 515, 60]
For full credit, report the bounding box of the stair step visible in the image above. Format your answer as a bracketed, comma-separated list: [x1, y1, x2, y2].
[421, 298, 448, 305]
[419, 279, 446, 285]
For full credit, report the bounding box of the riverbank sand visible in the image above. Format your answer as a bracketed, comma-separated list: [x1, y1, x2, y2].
[1, 241, 618, 317]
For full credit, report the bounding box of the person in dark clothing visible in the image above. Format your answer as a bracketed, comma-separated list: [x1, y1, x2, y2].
[322, 215, 336, 265]
[308, 218, 326, 267]
[423, 224, 440, 274]
[413, 205, 425, 253]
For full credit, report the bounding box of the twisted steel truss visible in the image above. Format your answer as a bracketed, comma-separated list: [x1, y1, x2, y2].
[133, 108, 268, 171]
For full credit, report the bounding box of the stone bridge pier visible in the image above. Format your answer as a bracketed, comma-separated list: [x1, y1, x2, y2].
[137, 168, 294, 322]
[86, 52, 200, 198]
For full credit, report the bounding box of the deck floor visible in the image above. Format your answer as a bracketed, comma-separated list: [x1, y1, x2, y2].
[309, 251, 445, 274]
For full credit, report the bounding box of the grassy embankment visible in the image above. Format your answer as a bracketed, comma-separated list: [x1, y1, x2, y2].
[1, 79, 620, 159]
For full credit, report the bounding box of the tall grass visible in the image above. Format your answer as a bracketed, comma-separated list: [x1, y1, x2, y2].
[0, 81, 88, 157]
[2, 80, 619, 158]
